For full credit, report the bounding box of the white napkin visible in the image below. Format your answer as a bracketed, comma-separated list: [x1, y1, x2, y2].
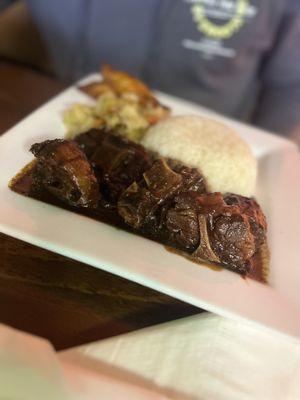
[0, 323, 170, 400]
[0, 324, 70, 400]
[61, 313, 300, 400]
[1, 314, 300, 399]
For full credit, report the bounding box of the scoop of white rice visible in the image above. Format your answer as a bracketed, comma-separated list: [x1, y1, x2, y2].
[141, 115, 257, 196]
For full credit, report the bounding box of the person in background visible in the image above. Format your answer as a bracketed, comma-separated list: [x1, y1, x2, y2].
[4, 1, 300, 139]
[0, 0, 14, 10]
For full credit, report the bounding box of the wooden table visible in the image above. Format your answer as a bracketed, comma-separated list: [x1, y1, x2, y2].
[0, 63, 201, 350]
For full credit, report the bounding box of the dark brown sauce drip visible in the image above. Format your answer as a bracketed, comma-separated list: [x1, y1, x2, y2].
[9, 162, 268, 284]
[164, 246, 223, 271]
[165, 246, 266, 283]
[9, 160, 37, 195]
[247, 243, 269, 283]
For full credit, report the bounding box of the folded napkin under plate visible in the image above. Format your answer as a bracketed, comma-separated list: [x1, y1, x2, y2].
[1, 313, 300, 399]
[61, 313, 300, 400]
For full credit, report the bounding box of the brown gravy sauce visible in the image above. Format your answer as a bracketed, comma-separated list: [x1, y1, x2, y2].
[164, 246, 223, 272]
[9, 162, 267, 284]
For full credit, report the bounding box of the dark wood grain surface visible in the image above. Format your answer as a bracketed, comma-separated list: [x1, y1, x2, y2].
[0, 63, 201, 350]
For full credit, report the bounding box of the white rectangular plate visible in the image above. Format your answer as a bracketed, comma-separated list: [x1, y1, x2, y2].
[1, 74, 300, 341]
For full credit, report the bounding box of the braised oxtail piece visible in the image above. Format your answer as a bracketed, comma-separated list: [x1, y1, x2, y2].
[75, 128, 152, 204]
[118, 168, 267, 277]
[118, 159, 182, 228]
[118, 158, 207, 230]
[30, 139, 100, 208]
[190, 192, 267, 275]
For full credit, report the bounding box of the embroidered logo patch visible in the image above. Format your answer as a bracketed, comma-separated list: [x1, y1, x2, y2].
[182, 0, 258, 60]
[191, 0, 249, 39]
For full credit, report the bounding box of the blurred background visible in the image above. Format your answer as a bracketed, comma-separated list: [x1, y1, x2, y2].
[0, 0, 51, 74]
[0, 0, 300, 142]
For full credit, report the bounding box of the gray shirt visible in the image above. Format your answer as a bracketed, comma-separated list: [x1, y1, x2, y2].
[27, 0, 300, 136]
